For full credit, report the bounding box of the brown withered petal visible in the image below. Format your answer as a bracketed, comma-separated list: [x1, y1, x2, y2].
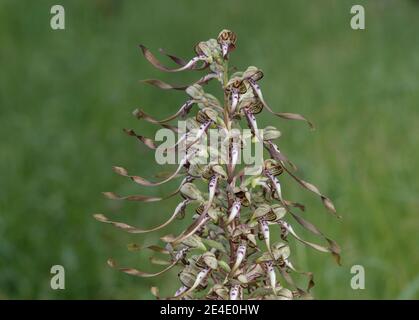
[288, 211, 341, 265]
[102, 191, 162, 202]
[141, 78, 188, 90]
[284, 261, 315, 293]
[107, 258, 178, 278]
[247, 79, 314, 129]
[145, 245, 170, 255]
[150, 256, 172, 266]
[269, 111, 315, 130]
[283, 200, 306, 211]
[277, 268, 307, 297]
[123, 128, 157, 150]
[93, 201, 187, 234]
[102, 177, 187, 202]
[158, 48, 209, 70]
[131, 101, 193, 126]
[141, 73, 217, 91]
[265, 141, 298, 171]
[281, 165, 340, 218]
[140, 44, 206, 72]
[112, 163, 185, 187]
[279, 221, 340, 264]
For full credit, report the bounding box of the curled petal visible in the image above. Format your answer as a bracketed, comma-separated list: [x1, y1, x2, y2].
[93, 201, 188, 234]
[145, 245, 170, 255]
[283, 200, 305, 211]
[140, 44, 205, 72]
[102, 176, 188, 202]
[279, 221, 340, 264]
[159, 48, 209, 70]
[267, 144, 335, 217]
[107, 258, 177, 278]
[102, 192, 161, 202]
[265, 141, 298, 171]
[269, 112, 314, 130]
[111, 151, 191, 186]
[281, 165, 340, 218]
[141, 73, 217, 91]
[288, 211, 341, 265]
[123, 128, 157, 149]
[278, 268, 307, 297]
[141, 79, 188, 90]
[132, 101, 193, 126]
[248, 79, 314, 129]
[150, 257, 172, 266]
[284, 260, 315, 293]
[244, 109, 263, 142]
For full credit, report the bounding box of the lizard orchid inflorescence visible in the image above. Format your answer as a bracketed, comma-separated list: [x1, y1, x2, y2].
[95, 30, 340, 300]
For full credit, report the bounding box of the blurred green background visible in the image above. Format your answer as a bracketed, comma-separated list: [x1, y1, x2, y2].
[1, 0, 418, 299]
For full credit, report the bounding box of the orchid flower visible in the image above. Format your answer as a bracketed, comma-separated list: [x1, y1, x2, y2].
[244, 108, 263, 142]
[177, 268, 211, 298]
[229, 285, 240, 300]
[174, 285, 189, 298]
[186, 120, 213, 149]
[259, 220, 272, 256]
[229, 141, 240, 173]
[265, 261, 277, 295]
[226, 199, 241, 225]
[217, 29, 237, 59]
[230, 242, 247, 276]
[98, 29, 340, 300]
[230, 89, 239, 114]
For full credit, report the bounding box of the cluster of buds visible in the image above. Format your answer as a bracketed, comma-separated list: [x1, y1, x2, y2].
[95, 30, 340, 300]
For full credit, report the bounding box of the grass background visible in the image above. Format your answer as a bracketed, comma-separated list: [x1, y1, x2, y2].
[0, 0, 418, 299]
